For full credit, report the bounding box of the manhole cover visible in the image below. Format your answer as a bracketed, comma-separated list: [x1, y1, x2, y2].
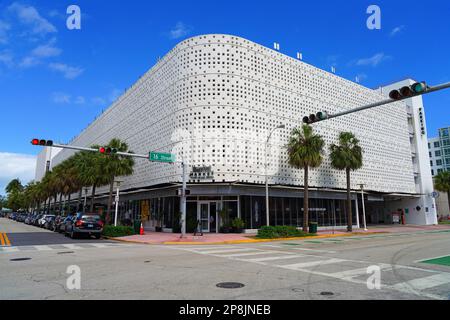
[320, 291, 334, 296]
[10, 258, 31, 262]
[57, 251, 74, 255]
[216, 282, 245, 289]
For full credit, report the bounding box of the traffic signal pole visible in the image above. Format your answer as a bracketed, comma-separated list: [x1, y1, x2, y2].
[306, 81, 450, 123]
[32, 141, 189, 238]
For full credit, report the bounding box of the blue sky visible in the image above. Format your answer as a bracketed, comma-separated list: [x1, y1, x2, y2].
[0, 0, 449, 194]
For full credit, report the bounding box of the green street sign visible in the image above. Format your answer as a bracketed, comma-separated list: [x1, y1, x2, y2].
[149, 152, 176, 163]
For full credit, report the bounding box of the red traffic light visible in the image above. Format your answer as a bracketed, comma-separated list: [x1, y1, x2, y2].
[99, 147, 106, 154]
[31, 139, 53, 146]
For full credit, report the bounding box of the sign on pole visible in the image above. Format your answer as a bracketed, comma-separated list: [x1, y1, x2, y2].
[149, 152, 176, 163]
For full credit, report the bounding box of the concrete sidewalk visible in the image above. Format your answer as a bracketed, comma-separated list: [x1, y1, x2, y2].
[111, 224, 450, 245]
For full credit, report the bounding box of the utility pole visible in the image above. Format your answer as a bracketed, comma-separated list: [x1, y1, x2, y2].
[359, 184, 368, 231]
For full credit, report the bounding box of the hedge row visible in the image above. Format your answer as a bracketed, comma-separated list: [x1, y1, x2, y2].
[102, 225, 135, 238]
[256, 226, 309, 239]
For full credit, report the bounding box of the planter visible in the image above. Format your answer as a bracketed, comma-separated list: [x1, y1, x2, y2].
[220, 226, 232, 234]
[155, 226, 163, 232]
[232, 227, 243, 234]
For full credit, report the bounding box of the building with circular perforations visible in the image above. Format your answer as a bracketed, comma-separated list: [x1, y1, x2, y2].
[38, 34, 438, 232]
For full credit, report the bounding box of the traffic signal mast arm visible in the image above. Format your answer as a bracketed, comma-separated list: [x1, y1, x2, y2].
[304, 81, 450, 124]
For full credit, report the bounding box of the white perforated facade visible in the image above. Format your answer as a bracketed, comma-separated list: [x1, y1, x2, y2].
[46, 34, 437, 228]
[52, 34, 415, 193]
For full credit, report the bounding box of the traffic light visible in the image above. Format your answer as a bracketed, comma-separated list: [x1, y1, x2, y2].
[31, 139, 53, 146]
[302, 111, 329, 124]
[389, 82, 428, 101]
[99, 147, 118, 155]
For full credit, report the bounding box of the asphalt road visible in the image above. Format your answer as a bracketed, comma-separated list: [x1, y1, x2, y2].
[1, 218, 450, 300]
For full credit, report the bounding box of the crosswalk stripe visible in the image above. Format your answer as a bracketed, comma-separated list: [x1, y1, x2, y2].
[240, 254, 307, 262]
[392, 273, 450, 291]
[34, 245, 52, 251]
[195, 248, 256, 254]
[291, 248, 337, 254]
[90, 243, 110, 248]
[220, 251, 280, 258]
[328, 264, 393, 280]
[277, 258, 346, 270]
[62, 244, 84, 250]
[2, 247, 19, 253]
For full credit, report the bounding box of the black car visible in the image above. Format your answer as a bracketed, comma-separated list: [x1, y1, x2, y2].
[65, 213, 104, 239]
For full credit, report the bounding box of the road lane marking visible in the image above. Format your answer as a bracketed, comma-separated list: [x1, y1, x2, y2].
[239, 254, 307, 262]
[328, 264, 394, 280]
[195, 248, 256, 254]
[34, 245, 52, 251]
[220, 251, 281, 258]
[2, 247, 19, 253]
[3, 233, 11, 246]
[392, 273, 450, 291]
[277, 258, 346, 270]
[62, 244, 84, 250]
[291, 248, 337, 254]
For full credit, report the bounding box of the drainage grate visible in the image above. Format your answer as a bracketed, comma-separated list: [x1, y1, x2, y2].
[216, 282, 245, 289]
[320, 291, 334, 296]
[10, 258, 31, 262]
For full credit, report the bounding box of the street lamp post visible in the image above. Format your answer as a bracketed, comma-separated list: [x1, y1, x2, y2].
[114, 180, 123, 227]
[359, 184, 368, 231]
[265, 124, 285, 226]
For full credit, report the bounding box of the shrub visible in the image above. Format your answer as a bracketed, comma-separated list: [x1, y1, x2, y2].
[231, 217, 245, 230]
[103, 225, 135, 238]
[256, 225, 308, 239]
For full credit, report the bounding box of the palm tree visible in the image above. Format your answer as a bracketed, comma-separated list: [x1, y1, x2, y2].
[330, 132, 363, 232]
[102, 139, 135, 224]
[434, 171, 450, 205]
[6, 178, 24, 194]
[74, 150, 110, 213]
[287, 125, 325, 232]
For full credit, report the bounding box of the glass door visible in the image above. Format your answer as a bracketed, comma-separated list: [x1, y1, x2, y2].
[198, 202, 210, 233]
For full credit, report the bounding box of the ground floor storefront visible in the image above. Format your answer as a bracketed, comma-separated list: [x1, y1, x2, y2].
[45, 183, 434, 232]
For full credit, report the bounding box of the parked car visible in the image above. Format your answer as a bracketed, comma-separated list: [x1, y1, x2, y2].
[17, 213, 28, 222]
[38, 215, 55, 227]
[59, 215, 74, 234]
[65, 213, 104, 239]
[31, 214, 42, 226]
[52, 215, 67, 232]
[44, 216, 56, 230]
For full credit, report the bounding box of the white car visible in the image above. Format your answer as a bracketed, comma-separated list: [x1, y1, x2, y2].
[38, 215, 55, 227]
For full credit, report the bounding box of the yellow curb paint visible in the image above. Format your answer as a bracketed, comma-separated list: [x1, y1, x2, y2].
[0, 233, 5, 246]
[3, 233, 11, 246]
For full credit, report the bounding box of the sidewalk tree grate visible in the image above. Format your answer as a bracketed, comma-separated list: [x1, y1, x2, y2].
[216, 282, 245, 289]
[10, 258, 31, 262]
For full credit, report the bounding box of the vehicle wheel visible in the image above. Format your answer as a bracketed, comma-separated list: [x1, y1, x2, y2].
[94, 234, 101, 239]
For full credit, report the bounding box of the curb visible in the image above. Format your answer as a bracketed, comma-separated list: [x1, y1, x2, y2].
[107, 231, 386, 246]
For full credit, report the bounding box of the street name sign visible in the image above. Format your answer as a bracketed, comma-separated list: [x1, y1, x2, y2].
[149, 152, 176, 163]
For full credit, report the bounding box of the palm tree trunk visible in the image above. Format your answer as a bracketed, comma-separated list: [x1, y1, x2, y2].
[67, 193, 71, 214]
[59, 193, 63, 213]
[107, 178, 114, 225]
[346, 167, 352, 232]
[77, 189, 82, 212]
[54, 193, 58, 213]
[90, 184, 96, 212]
[303, 166, 309, 233]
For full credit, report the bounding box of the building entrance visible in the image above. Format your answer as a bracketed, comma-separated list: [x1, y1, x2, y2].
[197, 202, 218, 233]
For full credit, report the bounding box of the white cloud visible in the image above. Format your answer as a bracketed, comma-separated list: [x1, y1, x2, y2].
[31, 42, 61, 58]
[0, 152, 36, 195]
[0, 20, 10, 44]
[91, 97, 107, 106]
[108, 88, 122, 102]
[19, 55, 40, 68]
[169, 22, 192, 39]
[8, 2, 57, 36]
[0, 50, 14, 67]
[49, 63, 84, 79]
[74, 96, 85, 104]
[52, 92, 71, 104]
[355, 53, 391, 67]
[390, 25, 405, 37]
